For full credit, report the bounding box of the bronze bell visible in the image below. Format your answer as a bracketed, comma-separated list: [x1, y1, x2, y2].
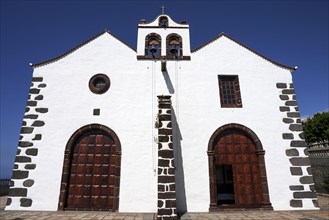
[169, 45, 178, 55]
[150, 45, 157, 54]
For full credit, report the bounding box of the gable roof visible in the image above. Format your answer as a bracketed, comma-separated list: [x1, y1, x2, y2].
[31, 29, 295, 71]
[31, 30, 136, 68]
[191, 32, 296, 72]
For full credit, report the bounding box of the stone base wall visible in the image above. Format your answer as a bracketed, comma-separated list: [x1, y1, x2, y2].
[308, 142, 329, 194]
[276, 83, 318, 208]
[6, 77, 48, 208]
[157, 96, 177, 220]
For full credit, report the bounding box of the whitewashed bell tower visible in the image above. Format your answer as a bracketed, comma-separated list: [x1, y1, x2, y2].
[136, 10, 192, 220]
[137, 12, 191, 60]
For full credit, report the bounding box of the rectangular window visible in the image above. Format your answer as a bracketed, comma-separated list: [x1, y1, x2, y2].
[218, 75, 242, 108]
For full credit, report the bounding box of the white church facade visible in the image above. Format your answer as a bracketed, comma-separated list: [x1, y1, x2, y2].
[6, 13, 318, 218]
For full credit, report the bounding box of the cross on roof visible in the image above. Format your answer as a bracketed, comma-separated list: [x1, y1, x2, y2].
[161, 5, 166, 14]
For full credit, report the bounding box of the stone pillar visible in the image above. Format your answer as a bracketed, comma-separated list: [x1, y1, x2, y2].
[256, 150, 272, 209]
[157, 95, 177, 220]
[207, 151, 217, 210]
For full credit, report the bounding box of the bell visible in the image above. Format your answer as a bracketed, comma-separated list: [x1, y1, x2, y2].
[150, 45, 157, 54]
[169, 45, 178, 55]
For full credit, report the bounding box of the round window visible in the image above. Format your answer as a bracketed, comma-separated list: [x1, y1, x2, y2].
[89, 74, 110, 94]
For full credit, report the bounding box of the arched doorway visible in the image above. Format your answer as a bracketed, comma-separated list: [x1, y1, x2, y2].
[208, 124, 272, 210]
[58, 124, 121, 211]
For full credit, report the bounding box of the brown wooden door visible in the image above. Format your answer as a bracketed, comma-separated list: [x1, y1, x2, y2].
[66, 130, 119, 211]
[214, 130, 262, 207]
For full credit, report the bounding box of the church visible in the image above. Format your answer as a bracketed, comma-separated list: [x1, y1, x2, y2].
[6, 12, 318, 218]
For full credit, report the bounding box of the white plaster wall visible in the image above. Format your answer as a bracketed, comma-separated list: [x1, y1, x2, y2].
[173, 36, 310, 211]
[7, 33, 158, 212]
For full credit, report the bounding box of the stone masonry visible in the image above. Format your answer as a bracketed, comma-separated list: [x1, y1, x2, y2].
[6, 77, 48, 208]
[157, 95, 177, 220]
[276, 83, 318, 208]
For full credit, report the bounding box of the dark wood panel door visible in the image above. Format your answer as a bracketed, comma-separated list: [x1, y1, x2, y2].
[66, 131, 118, 211]
[214, 130, 262, 207]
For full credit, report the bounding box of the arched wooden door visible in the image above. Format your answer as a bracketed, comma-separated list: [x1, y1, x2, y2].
[58, 124, 121, 211]
[215, 130, 262, 207]
[208, 124, 272, 210]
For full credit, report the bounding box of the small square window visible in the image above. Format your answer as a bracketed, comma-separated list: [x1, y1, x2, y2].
[93, 109, 100, 116]
[218, 75, 242, 108]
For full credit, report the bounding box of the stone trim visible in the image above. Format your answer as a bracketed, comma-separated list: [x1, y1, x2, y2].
[7, 77, 48, 208]
[276, 82, 317, 208]
[137, 55, 191, 60]
[157, 96, 177, 220]
[57, 124, 121, 211]
[207, 123, 272, 210]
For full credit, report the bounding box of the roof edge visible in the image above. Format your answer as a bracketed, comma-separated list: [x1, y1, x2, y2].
[31, 30, 136, 68]
[191, 32, 296, 72]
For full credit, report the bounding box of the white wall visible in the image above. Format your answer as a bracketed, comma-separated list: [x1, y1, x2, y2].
[174, 36, 311, 211]
[7, 33, 158, 212]
[8, 30, 315, 212]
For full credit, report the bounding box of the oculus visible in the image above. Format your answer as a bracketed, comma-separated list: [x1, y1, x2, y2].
[89, 74, 110, 94]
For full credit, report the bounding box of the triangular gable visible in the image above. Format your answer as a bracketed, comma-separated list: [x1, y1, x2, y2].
[31, 30, 136, 68]
[192, 33, 296, 71]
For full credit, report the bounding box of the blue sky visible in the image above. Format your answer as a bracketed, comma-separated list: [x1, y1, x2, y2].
[0, 0, 328, 179]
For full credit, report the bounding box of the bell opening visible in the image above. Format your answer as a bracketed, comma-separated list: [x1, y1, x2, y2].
[169, 45, 178, 55]
[150, 45, 158, 54]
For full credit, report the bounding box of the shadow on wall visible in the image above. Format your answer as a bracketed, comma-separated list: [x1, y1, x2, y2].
[162, 71, 175, 94]
[172, 108, 187, 214]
